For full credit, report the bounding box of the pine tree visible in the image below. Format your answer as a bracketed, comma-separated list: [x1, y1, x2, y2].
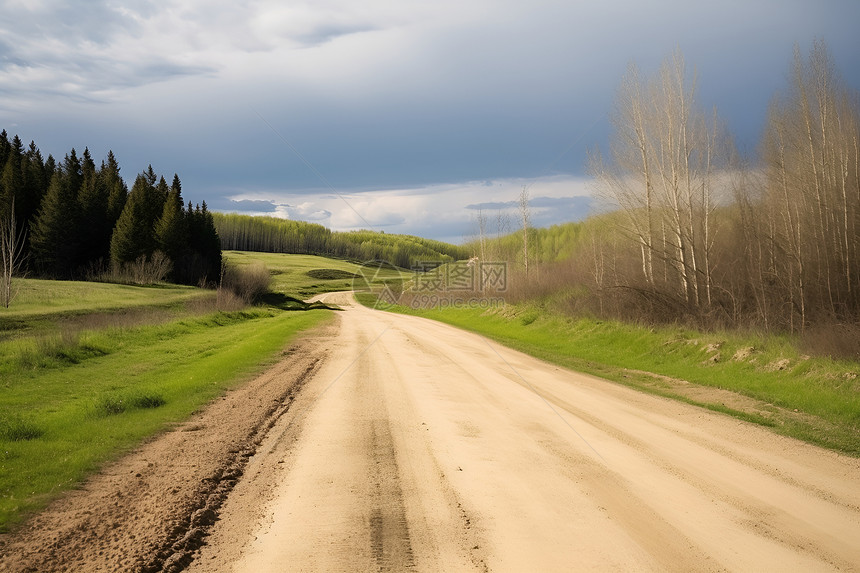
[22, 142, 47, 225]
[155, 182, 188, 280]
[78, 148, 112, 264]
[0, 130, 9, 169]
[184, 201, 222, 285]
[102, 151, 127, 224]
[110, 172, 162, 266]
[1, 143, 23, 220]
[198, 201, 222, 280]
[62, 149, 83, 200]
[30, 171, 80, 276]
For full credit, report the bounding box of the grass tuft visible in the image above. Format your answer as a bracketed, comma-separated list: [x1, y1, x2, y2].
[0, 415, 44, 442]
[130, 392, 167, 409]
[95, 395, 128, 416]
[94, 391, 168, 417]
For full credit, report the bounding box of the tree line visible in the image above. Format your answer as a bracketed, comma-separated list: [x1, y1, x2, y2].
[213, 212, 469, 269]
[0, 136, 221, 285]
[469, 42, 859, 334]
[588, 41, 859, 331]
[467, 42, 860, 338]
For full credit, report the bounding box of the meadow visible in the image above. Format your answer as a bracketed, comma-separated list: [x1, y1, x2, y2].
[223, 251, 409, 298]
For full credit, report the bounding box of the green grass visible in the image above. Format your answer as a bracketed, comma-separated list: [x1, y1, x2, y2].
[1, 278, 205, 318]
[364, 296, 860, 456]
[0, 272, 333, 532]
[224, 251, 410, 297]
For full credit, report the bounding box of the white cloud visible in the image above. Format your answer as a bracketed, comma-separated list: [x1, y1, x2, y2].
[221, 174, 594, 242]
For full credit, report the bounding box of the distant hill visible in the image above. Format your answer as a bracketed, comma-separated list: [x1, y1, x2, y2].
[212, 213, 469, 269]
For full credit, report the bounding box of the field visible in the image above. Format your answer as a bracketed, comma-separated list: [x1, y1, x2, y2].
[223, 251, 409, 298]
[359, 294, 860, 456]
[0, 252, 400, 531]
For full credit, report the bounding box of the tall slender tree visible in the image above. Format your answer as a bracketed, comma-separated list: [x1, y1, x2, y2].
[30, 171, 80, 276]
[110, 171, 165, 266]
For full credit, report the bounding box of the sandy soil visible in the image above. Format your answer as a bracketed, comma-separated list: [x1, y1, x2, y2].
[3, 293, 859, 571]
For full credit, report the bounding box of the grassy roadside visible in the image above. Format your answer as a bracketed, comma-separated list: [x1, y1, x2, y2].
[359, 294, 860, 456]
[0, 269, 336, 532]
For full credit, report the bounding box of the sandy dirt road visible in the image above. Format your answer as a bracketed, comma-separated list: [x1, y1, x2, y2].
[187, 293, 860, 572]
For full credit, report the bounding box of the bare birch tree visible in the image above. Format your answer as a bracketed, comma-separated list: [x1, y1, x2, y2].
[760, 41, 860, 328]
[589, 50, 730, 315]
[1, 200, 27, 308]
[519, 186, 531, 278]
[476, 209, 487, 261]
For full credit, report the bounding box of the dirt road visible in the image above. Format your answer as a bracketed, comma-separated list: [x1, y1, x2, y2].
[187, 293, 860, 572]
[2, 293, 857, 572]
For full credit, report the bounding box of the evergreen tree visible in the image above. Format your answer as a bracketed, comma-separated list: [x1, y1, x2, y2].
[0, 142, 23, 220]
[185, 201, 222, 284]
[101, 151, 127, 224]
[62, 149, 83, 200]
[30, 171, 80, 276]
[22, 142, 47, 226]
[77, 148, 112, 264]
[155, 182, 188, 280]
[44, 154, 56, 184]
[0, 130, 9, 169]
[198, 201, 222, 279]
[156, 175, 169, 205]
[110, 172, 163, 266]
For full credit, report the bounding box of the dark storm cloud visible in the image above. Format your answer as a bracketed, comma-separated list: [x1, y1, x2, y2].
[1, 0, 859, 240]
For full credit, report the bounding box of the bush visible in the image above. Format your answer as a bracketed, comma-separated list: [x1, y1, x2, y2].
[220, 263, 271, 304]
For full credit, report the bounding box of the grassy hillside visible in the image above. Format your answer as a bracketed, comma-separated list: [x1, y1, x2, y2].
[223, 251, 410, 298]
[214, 213, 470, 269]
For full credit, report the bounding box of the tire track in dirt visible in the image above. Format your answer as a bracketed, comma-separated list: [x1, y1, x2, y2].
[0, 325, 332, 573]
[368, 417, 415, 571]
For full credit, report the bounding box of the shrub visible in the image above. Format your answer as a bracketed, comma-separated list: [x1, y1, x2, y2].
[220, 263, 271, 304]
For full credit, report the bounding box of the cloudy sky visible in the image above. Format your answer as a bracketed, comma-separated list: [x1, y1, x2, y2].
[1, 1, 858, 243]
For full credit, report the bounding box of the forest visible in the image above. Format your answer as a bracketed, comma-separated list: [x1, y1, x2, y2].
[213, 212, 469, 269]
[469, 42, 859, 344]
[0, 139, 221, 297]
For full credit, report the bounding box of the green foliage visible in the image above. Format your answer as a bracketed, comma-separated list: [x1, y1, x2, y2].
[0, 130, 220, 288]
[155, 184, 189, 277]
[110, 172, 164, 265]
[30, 171, 80, 277]
[213, 213, 468, 268]
[77, 148, 113, 263]
[185, 201, 221, 284]
[93, 391, 166, 417]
